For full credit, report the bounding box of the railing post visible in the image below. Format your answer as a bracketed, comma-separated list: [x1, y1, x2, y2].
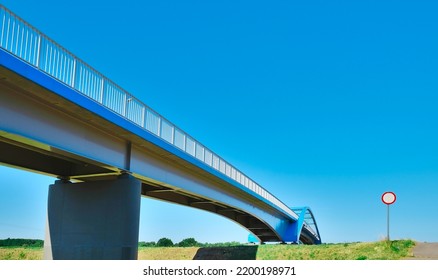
[157, 116, 162, 137]
[171, 126, 175, 145]
[18, 22, 24, 57]
[141, 106, 146, 128]
[70, 58, 77, 88]
[123, 94, 127, 117]
[143, 108, 148, 129]
[0, 8, 5, 48]
[99, 77, 105, 104]
[35, 33, 42, 68]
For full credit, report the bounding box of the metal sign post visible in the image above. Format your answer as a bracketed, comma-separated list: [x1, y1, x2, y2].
[381, 191, 397, 241]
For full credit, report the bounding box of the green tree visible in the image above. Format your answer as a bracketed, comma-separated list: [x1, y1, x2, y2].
[178, 238, 199, 247]
[138, 241, 156, 247]
[0, 238, 43, 248]
[156, 237, 174, 247]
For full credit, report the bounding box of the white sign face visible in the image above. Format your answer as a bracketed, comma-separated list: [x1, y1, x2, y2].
[382, 191, 396, 205]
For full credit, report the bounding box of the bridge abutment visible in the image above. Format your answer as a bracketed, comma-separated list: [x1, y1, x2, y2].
[43, 175, 141, 260]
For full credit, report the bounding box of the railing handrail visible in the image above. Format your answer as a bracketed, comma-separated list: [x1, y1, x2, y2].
[0, 5, 319, 239]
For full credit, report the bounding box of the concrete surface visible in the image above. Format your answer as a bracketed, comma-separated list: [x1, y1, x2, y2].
[44, 176, 141, 260]
[406, 242, 438, 260]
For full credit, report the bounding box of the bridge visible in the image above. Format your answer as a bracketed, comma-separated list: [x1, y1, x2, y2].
[0, 5, 321, 259]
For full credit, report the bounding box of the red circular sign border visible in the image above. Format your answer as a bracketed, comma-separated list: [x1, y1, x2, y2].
[381, 191, 397, 205]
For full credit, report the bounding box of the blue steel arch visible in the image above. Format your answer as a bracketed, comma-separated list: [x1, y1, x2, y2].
[289, 207, 322, 244]
[248, 206, 321, 244]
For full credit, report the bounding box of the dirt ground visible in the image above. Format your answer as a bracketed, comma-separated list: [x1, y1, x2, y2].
[405, 242, 438, 260]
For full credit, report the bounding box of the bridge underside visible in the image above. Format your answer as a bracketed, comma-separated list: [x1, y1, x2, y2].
[0, 130, 314, 245]
[141, 183, 280, 242]
[0, 134, 281, 243]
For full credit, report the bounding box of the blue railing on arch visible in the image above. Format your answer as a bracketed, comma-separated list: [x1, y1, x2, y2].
[0, 5, 319, 240]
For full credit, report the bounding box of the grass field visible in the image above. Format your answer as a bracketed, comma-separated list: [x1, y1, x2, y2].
[256, 240, 415, 260]
[0, 240, 415, 260]
[0, 247, 43, 260]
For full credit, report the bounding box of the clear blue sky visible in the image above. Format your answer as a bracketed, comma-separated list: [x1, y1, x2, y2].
[1, 0, 437, 244]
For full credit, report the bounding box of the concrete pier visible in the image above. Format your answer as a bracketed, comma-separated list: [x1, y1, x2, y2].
[43, 175, 141, 260]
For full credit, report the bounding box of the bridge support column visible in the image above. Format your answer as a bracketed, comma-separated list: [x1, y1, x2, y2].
[43, 175, 141, 260]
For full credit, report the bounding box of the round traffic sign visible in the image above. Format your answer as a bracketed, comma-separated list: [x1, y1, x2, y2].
[381, 191, 396, 205]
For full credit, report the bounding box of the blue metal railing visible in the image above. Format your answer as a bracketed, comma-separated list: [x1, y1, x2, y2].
[0, 6, 318, 237]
